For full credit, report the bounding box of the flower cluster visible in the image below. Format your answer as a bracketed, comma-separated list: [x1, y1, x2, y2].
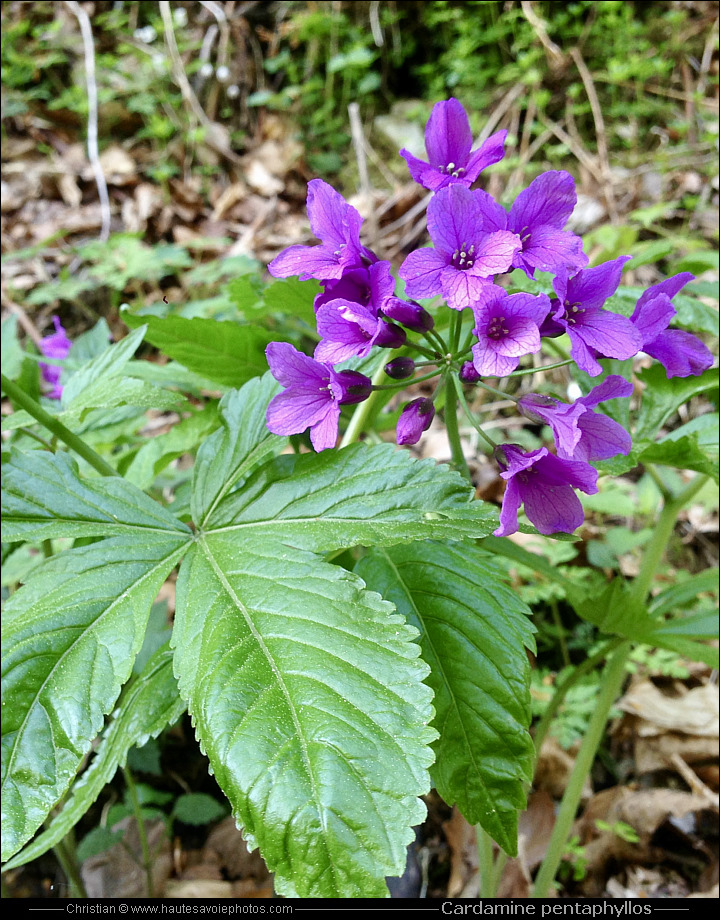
[264, 98, 713, 537]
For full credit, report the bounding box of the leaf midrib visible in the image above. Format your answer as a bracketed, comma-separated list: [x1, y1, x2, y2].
[196, 535, 340, 890]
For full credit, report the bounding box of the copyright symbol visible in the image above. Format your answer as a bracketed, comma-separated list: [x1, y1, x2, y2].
[119, 904, 128, 914]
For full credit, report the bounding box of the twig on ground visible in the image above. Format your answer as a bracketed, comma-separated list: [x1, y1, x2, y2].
[520, 1, 566, 71]
[538, 113, 598, 174]
[669, 753, 720, 811]
[65, 0, 111, 242]
[570, 46, 618, 222]
[348, 102, 379, 249]
[1, 295, 43, 348]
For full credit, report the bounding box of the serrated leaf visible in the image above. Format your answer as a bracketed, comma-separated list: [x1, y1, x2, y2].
[355, 542, 535, 855]
[639, 435, 719, 482]
[191, 374, 285, 526]
[1, 535, 188, 862]
[649, 569, 719, 617]
[634, 365, 718, 444]
[262, 276, 320, 323]
[63, 376, 187, 421]
[125, 404, 219, 490]
[206, 442, 498, 549]
[61, 325, 147, 408]
[173, 536, 435, 897]
[3, 644, 184, 871]
[1, 450, 191, 542]
[123, 313, 272, 388]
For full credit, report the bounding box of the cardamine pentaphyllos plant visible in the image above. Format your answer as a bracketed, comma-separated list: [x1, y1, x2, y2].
[1, 98, 717, 900]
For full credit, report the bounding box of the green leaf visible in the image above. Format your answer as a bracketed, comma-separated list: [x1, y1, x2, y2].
[125, 404, 220, 490]
[355, 542, 535, 855]
[172, 793, 227, 826]
[3, 644, 184, 871]
[173, 536, 435, 897]
[123, 313, 272, 388]
[206, 442, 498, 549]
[638, 435, 719, 482]
[1, 315, 23, 381]
[262, 277, 320, 323]
[191, 374, 285, 527]
[1, 535, 188, 862]
[633, 614, 719, 669]
[634, 365, 718, 444]
[63, 377, 187, 422]
[60, 325, 147, 409]
[649, 569, 719, 617]
[1, 449, 191, 542]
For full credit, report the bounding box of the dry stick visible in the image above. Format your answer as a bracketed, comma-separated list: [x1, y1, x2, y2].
[697, 17, 719, 97]
[158, 0, 243, 166]
[570, 47, 618, 222]
[199, 0, 232, 121]
[669, 753, 720, 810]
[348, 102, 379, 249]
[2, 296, 43, 348]
[537, 114, 598, 174]
[65, 1, 111, 242]
[520, 0, 565, 71]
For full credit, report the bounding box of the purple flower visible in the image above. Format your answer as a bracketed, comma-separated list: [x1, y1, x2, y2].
[630, 273, 714, 378]
[400, 98, 507, 192]
[471, 289, 551, 377]
[397, 397, 436, 446]
[268, 179, 374, 282]
[39, 316, 73, 399]
[473, 171, 588, 278]
[265, 342, 371, 451]
[552, 257, 643, 376]
[315, 261, 433, 331]
[399, 185, 521, 310]
[518, 375, 633, 462]
[314, 300, 406, 364]
[494, 444, 598, 537]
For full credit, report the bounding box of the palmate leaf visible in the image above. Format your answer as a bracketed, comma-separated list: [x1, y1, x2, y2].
[1, 535, 188, 862]
[167, 375, 500, 896]
[355, 542, 536, 855]
[3, 644, 184, 871]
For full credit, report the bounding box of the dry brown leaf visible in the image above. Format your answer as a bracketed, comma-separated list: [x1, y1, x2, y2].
[618, 680, 719, 737]
[165, 879, 235, 898]
[97, 145, 136, 185]
[81, 817, 172, 898]
[201, 817, 272, 884]
[211, 182, 250, 221]
[245, 159, 284, 197]
[535, 736, 593, 801]
[442, 807, 478, 898]
[498, 790, 557, 898]
[634, 731, 719, 774]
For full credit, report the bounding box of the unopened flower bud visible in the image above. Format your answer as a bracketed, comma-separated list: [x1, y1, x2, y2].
[384, 357, 415, 380]
[375, 321, 407, 350]
[335, 370, 372, 405]
[382, 297, 435, 332]
[459, 361, 480, 383]
[397, 397, 435, 446]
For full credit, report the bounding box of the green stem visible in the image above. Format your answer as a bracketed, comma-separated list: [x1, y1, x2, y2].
[533, 637, 624, 755]
[339, 357, 388, 448]
[532, 473, 708, 897]
[123, 765, 154, 898]
[643, 463, 672, 502]
[52, 836, 88, 898]
[372, 368, 443, 390]
[476, 826, 498, 897]
[507, 358, 574, 378]
[628, 474, 708, 606]
[1, 374, 119, 478]
[473, 379, 519, 403]
[408, 341, 441, 360]
[550, 600, 571, 668]
[443, 373, 472, 481]
[449, 310, 462, 353]
[423, 326, 449, 355]
[532, 641, 632, 898]
[456, 383, 497, 450]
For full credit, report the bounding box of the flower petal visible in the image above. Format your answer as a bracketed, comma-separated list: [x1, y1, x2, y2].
[463, 130, 508, 184]
[309, 403, 341, 451]
[427, 185, 486, 255]
[425, 98, 473, 169]
[509, 170, 578, 233]
[399, 247, 447, 299]
[564, 255, 632, 311]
